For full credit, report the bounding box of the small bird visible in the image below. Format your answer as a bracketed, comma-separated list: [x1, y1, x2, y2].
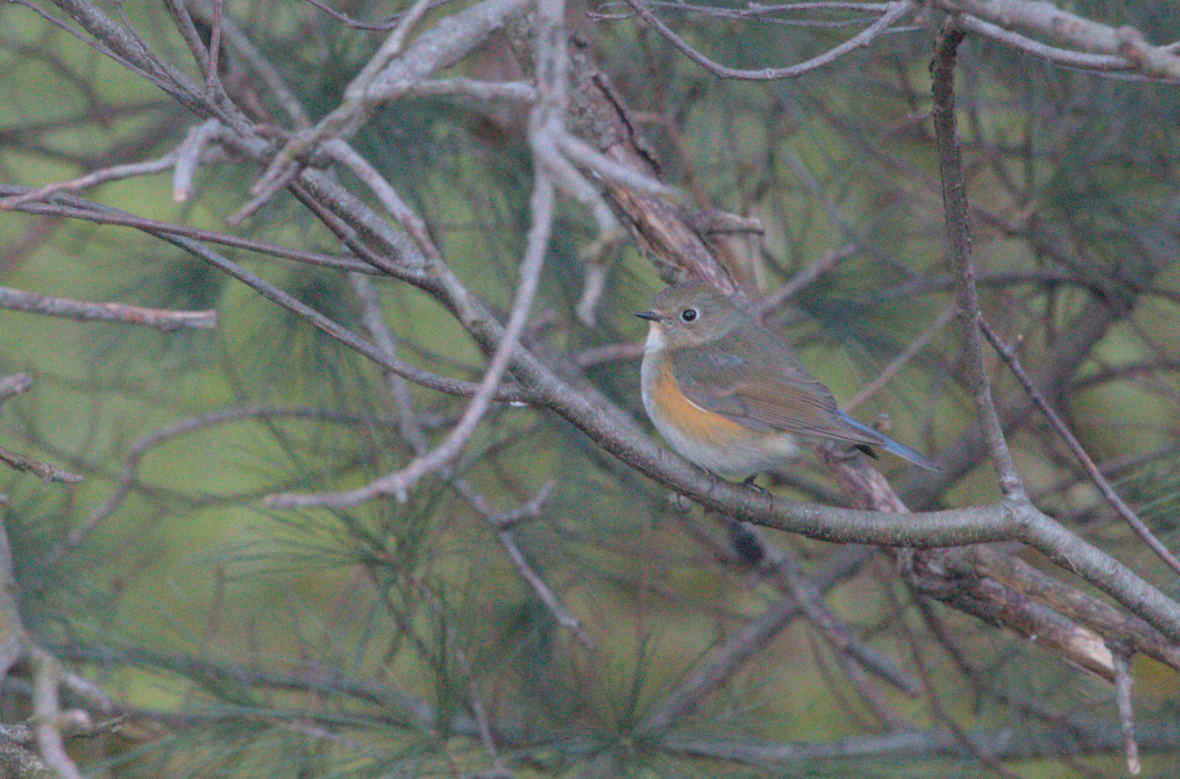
[636, 280, 937, 478]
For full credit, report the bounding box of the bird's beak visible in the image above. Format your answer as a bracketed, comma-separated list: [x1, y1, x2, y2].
[635, 311, 659, 322]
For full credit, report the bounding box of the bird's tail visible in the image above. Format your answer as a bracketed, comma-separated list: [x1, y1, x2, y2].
[837, 410, 940, 471]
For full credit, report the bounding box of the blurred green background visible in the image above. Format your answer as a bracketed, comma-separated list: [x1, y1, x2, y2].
[2, 0, 1180, 776]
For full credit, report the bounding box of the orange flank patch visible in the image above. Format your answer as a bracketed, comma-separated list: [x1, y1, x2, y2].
[651, 365, 750, 442]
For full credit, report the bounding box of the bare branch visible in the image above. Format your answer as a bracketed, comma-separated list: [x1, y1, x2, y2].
[172, 119, 226, 202]
[0, 287, 216, 331]
[348, 275, 587, 645]
[554, 132, 680, 200]
[930, 21, 1024, 499]
[31, 648, 86, 779]
[981, 318, 1180, 578]
[268, 160, 555, 508]
[1113, 649, 1141, 774]
[494, 521, 592, 646]
[1, 187, 518, 403]
[0, 186, 378, 274]
[247, 0, 531, 210]
[187, 0, 313, 128]
[621, 0, 915, 80]
[47, 0, 249, 131]
[0, 154, 180, 209]
[844, 303, 957, 412]
[403, 77, 537, 102]
[941, 0, 1180, 80]
[959, 15, 1171, 79]
[0, 374, 33, 406]
[0, 447, 83, 485]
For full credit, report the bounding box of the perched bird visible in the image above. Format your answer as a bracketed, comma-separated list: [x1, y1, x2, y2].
[636, 280, 937, 478]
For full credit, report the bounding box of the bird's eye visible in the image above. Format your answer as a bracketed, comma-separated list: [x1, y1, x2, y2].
[680, 307, 698, 323]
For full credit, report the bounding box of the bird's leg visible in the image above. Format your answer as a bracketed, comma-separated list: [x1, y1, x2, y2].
[740, 474, 768, 495]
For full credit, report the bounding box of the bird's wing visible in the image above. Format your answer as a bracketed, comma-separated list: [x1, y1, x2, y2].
[671, 335, 882, 447]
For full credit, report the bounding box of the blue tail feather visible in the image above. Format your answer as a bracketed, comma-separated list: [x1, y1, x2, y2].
[836, 410, 939, 471]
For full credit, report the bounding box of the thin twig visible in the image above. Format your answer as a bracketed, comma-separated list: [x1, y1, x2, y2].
[0, 446, 83, 484]
[495, 523, 591, 645]
[31, 647, 87, 779]
[245, 0, 527, 214]
[1, 186, 380, 274]
[941, 0, 1180, 80]
[1112, 648, 1141, 775]
[0, 287, 217, 331]
[0, 154, 180, 209]
[5, 192, 518, 401]
[319, 139, 438, 254]
[979, 318, 1180, 578]
[767, 545, 922, 695]
[755, 243, 856, 315]
[172, 119, 225, 202]
[269, 138, 555, 508]
[188, 0, 312, 128]
[554, 132, 680, 200]
[44, 405, 399, 566]
[930, 20, 1024, 499]
[350, 276, 588, 645]
[402, 77, 537, 101]
[959, 16, 1173, 80]
[844, 302, 957, 411]
[623, 0, 914, 80]
[0, 373, 33, 406]
[641, 546, 874, 732]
